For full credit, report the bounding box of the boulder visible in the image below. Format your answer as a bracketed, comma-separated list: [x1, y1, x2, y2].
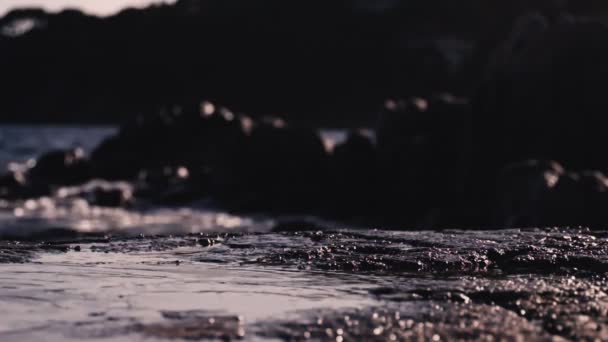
[28, 148, 90, 186]
[495, 160, 565, 227]
[475, 14, 608, 171]
[90, 101, 247, 183]
[134, 165, 204, 205]
[0, 171, 32, 200]
[238, 117, 329, 212]
[376, 94, 472, 225]
[495, 160, 608, 228]
[329, 129, 378, 216]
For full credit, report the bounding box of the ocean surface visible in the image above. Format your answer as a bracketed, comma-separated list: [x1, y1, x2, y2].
[0, 125, 116, 173]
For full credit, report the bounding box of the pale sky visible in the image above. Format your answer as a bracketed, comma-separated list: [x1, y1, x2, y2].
[0, 0, 176, 17]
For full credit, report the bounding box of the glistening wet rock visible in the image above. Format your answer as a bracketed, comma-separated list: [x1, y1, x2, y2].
[257, 303, 550, 341]
[1, 227, 608, 340]
[369, 276, 608, 341]
[0, 240, 72, 263]
[137, 314, 245, 340]
[253, 228, 608, 275]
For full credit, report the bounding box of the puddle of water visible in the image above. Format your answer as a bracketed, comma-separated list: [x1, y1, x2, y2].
[0, 248, 380, 340]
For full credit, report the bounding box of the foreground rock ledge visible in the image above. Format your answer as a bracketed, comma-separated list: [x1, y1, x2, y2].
[0, 227, 607, 341]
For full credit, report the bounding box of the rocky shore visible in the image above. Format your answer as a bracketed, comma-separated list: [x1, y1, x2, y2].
[1, 227, 607, 340]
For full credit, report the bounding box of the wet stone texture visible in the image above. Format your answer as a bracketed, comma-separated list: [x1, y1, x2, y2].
[1, 227, 608, 341]
[254, 228, 608, 275]
[138, 313, 245, 340]
[0, 240, 72, 263]
[257, 303, 550, 341]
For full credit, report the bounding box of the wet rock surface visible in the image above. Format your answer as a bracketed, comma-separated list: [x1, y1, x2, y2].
[0, 240, 74, 263]
[137, 313, 245, 340]
[254, 228, 608, 275]
[370, 276, 608, 341]
[1, 227, 607, 340]
[257, 303, 551, 341]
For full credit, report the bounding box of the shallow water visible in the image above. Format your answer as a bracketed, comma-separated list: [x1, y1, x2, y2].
[1, 126, 607, 341]
[0, 125, 116, 173]
[0, 251, 379, 341]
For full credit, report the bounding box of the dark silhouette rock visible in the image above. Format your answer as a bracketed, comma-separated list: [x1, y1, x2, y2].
[91, 107, 188, 180]
[495, 160, 565, 227]
[90, 135, 141, 180]
[0, 171, 31, 200]
[134, 165, 204, 205]
[90, 101, 248, 184]
[91, 187, 134, 208]
[495, 160, 608, 228]
[329, 130, 378, 216]
[541, 171, 608, 228]
[0, 149, 90, 200]
[237, 117, 329, 212]
[88, 102, 331, 212]
[376, 94, 472, 226]
[475, 14, 608, 172]
[7, 1, 591, 124]
[137, 166, 191, 189]
[28, 148, 90, 186]
[186, 104, 250, 196]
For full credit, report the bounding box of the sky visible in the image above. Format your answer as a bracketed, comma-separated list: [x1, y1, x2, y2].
[0, 0, 176, 17]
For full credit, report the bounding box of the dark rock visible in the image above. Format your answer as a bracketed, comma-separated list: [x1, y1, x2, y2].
[189, 105, 250, 198]
[28, 148, 90, 186]
[259, 303, 550, 341]
[495, 160, 565, 227]
[0, 149, 91, 200]
[137, 314, 244, 340]
[90, 108, 185, 180]
[90, 101, 248, 185]
[91, 187, 133, 208]
[329, 130, 378, 216]
[137, 166, 191, 189]
[475, 15, 608, 171]
[236, 117, 330, 212]
[541, 170, 608, 228]
[134, 165, 203, 205]
[376, 94, 472, 226]
[90, 135, 140, 181]
[495, 160, 608, 228]
[0, 170, 31, 199]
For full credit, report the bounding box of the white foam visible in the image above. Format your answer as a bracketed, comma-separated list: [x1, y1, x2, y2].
[0, 181, 274, 237]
